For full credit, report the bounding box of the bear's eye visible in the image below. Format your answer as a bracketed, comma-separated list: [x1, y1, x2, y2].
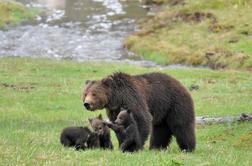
[92, 93, 96, 97]
[99, 127, 102, 130]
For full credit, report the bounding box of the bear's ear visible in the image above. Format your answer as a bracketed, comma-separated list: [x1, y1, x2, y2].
[98, 114, 103, 120]
[101, 76, 113, 87]
[85, 80, 92, 85]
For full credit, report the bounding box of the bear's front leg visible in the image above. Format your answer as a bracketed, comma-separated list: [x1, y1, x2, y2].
[102, 121, 114, 128]
[150, 124, 173, 150]
[106, 108, 120, 122]
[120, 138, 134, 152]
[120, 142, 128, 152]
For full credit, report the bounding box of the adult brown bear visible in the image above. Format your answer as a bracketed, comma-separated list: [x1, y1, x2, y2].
[83, 72, 196, 151]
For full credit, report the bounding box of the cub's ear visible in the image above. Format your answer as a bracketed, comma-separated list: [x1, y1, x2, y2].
[85, 80, 92, 85]
[98, 114, 103, 120]
[101, 76, 113, 87]
[88, 118, 92, 124]
[126, 109, 131, 114]
[120, 107, 127, 112]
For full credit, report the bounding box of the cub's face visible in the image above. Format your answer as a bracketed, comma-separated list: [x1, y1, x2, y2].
[115, 110, 130, 126]
[89, 115, 108, 135]
[83, 80, 109, 111]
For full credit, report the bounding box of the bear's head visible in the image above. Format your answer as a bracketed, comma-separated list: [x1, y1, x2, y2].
[83, 73, 132, 111]
[89, 114, 109, 136]
[83, 77, 113, 111]
[115, 108, 131, 127]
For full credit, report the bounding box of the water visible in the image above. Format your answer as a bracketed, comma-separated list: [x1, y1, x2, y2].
[0, 0, 156, 64]
[0, 0, 202, 69]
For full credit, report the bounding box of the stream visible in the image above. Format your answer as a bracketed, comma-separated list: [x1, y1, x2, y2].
[0, 0, 162, 66]
[0, 0, 198, 69]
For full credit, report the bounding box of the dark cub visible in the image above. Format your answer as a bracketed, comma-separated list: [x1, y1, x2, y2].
[60, 126, 99, 150]
[89, 114, 113, 150]
[104, 109, 142, 152]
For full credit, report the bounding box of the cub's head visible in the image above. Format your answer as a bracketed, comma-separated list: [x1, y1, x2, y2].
[89, 114, 108, 135]
[115, 108, 131, 126]
[83, 77, 113, 111]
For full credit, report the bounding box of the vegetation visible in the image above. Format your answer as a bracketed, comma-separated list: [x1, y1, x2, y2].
[0, 57, 251, 165]
[125, 0, 252, 70]
[0, 0, 39, 28]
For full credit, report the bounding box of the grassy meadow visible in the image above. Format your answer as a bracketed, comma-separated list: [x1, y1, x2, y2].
[125, 0, 252, 70]
[0, 57, 251, 165]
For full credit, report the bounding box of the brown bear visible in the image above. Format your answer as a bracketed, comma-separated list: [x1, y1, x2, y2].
[89, 114, 113, 150]
[83, 72, 196, 152]
[103, 108, 142, 153]
[60, 126, 100, 150]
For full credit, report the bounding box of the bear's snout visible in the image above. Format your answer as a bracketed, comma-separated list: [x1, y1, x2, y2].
[84, 102, 91, 110]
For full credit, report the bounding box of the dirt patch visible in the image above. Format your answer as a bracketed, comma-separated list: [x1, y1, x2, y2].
[202, 78, 217, 84]
[131, 12, 216, 39]
[239, 24, 252, 36]
[132, 11, 217, 37]
[240, 30, 252, 36]
[174, 12, 234, 33]
[205, 48, 250, 69]
[175, 12, 216, 23]
[208, 128, 235, 143]
[0, 82, 36, 92]
[125, 0, 252, 70]
[228, 37, 240, 43]
[189, 84, 199, 91]
[209, 24, 234, 33]
[233, 130, 252, 149]
[208, 135, 226, 143]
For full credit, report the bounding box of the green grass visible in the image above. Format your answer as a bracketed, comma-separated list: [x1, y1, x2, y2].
[0, 57, 251, 165]
[0, 0, 40, 28]
[125, 0, 252, 70]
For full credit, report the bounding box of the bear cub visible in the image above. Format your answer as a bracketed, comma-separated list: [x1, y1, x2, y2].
[104, 108, 142, 153]
[89, 114, 113, 150]
[60, 126, 100, 150]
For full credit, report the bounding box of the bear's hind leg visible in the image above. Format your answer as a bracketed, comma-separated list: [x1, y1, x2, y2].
[172, 123, 196, 152]
[149, 123, 172, 150]
[75, 138, 87, 150]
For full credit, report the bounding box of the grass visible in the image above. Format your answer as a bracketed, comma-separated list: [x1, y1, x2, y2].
[125, 0, 252, 70]
[0, 57, 251, 165]
[0, 0, 39, 28]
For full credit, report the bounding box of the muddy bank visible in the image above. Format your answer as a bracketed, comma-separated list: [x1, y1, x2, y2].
[124, 0, 252, 70]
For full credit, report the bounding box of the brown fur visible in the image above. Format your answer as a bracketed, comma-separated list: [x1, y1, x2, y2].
[89, 114, 113, 150]
[104, 109, 142, 153]
[83, 72, 196, 151]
